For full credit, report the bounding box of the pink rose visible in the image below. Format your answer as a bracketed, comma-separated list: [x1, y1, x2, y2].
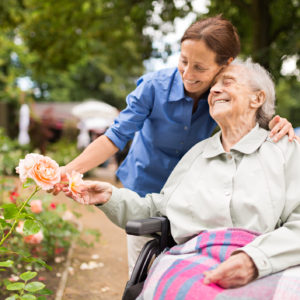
[30, 199, 43, 214]
[24, 231, 44, 244]
[16, 221, 24, 234]
[16, 153, 44, 182]
[16, 154, 61, 190]
[67, 171, 84, 197]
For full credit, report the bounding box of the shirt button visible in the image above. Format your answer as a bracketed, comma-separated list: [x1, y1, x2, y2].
[261, 260, 268, 267]
[225, 191, 231, 197]
[227, 154, 232, 160]
[180, 142, 184, 145]
[184, 126, 188, 130]
[176, 150, 179, 154]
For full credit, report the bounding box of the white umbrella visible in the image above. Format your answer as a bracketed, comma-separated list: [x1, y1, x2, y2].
[72, 99, 119, 120]
[84, 118, 112, 130]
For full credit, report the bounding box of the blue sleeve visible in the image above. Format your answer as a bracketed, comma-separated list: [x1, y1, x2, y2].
[105, 75, 155, 150]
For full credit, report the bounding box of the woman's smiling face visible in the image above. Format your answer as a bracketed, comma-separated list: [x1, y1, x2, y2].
[208, 65, 257, 125]
[178, 39, 224, 101]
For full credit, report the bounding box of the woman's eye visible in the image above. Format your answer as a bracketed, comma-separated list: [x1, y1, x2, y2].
[195, 66, 205, 72]
[224, 79, 232, 85]
[181, 59, 187, 65]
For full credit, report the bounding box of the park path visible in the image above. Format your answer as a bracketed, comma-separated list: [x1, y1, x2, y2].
[58, 167, 129, 300]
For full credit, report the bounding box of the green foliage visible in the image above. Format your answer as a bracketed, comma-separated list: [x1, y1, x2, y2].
[1, 262, 49, 299]
[0, 127, 80, 175]
[205, 0, 300, 121]
[45, 139, 80, 167]
[0, 0, 194, 108]
[0, 128, 29, 176]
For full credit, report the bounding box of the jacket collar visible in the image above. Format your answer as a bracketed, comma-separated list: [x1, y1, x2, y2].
[202, 123, 269, 158]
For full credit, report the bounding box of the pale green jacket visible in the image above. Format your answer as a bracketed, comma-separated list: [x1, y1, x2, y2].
[99, 124, 300, 278]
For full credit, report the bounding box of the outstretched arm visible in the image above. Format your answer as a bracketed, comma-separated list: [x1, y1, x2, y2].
[51, 135, 118, 195]
[65, 135, 119, 174]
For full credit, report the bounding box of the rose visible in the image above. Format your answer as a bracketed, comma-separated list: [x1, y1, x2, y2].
[24, 231, 44, 245]
[16, 221, 44, 244]
[66, 171, 84, 198]
[30, 199, 43, 214]
[16, 154, 61, 191]
[16, 153, 43, 182]
[16, 221, 24, 234]
[49, 202, 56, 210]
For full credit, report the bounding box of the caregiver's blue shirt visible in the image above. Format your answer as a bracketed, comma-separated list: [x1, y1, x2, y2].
[105, 67, 216, 196]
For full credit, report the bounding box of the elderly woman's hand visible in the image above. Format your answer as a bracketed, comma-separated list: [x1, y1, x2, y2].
[203, 252, 258, 288]
[63, 180, 112, 205]
[269, 115, 294, 142]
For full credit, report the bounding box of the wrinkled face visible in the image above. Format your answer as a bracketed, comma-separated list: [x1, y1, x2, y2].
[178, 39, 223, 100]
[208, 65, 255, 122]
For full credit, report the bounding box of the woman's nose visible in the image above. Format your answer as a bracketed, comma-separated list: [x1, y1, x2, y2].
[182, 64, 193, 78]
[210, 82, 222, 93]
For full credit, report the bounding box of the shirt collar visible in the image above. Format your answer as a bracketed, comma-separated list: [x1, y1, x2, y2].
[202, 123, 269, 158]
[168, 69, 210, 103]
[168, 68, 186, 102]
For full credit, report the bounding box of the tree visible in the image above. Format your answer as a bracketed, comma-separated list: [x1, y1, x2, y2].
[205, 0, 300, 125]
[0, 0, 194, 108]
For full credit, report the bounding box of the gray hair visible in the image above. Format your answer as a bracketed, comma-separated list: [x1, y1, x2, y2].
[232, 58, 276, 129]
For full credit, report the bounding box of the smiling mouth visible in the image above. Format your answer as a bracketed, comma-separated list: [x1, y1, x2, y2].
[185, 79, 200, 84]
[214, 99, 230, 104]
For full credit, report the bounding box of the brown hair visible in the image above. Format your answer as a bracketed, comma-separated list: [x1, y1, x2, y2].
[181, 15, 240, 66]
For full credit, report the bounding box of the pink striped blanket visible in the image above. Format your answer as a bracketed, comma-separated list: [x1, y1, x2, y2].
[137, 228, 300, 300]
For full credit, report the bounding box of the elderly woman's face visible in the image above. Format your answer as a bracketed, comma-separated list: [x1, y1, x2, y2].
[208, 65, 255, 123]
[178, 39, 223, 101]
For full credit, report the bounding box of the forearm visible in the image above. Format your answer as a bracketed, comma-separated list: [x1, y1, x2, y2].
[99, 186, 162, 229]
[66, 135, 119, 174]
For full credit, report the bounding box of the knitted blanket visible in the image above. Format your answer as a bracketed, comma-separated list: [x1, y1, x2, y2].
[137, 228, 300, 300]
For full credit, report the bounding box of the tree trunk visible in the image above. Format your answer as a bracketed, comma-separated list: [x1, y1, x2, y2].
[251, 0, 272, 69]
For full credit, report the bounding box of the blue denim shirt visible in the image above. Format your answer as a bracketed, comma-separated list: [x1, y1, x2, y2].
[105, 67, 216, 196]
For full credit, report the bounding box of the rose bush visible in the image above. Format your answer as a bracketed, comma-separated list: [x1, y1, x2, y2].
[0, 153, 100, 299]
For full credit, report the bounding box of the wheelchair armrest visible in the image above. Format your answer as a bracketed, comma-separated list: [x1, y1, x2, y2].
[125, 217, 174, 251]
[125, 217, 167, 236]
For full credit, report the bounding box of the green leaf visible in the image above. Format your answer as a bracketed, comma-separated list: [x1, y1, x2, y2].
[24, 282, 45, 292]
[20, 271, 37, 281]
[7, 282, 25, 290]
[37, 288, 53, 295]
[23, 178, 36, 188]
[37, 297, 47, 300]
[0, 218, 9, 228]
[0, 260, 14, 267]
[2, 203, 18, 219]
[23, 220, 40, 236]
[5, 295, 18, 300]
[0, 246, 9, 253]
[24, 257, 52, 271]
[21, 294, 36, 300]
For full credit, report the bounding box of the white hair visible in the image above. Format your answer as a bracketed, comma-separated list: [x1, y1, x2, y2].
[232, 58, 276, 129]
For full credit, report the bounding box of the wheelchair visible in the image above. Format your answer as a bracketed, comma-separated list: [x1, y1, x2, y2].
[122, 217, 176, 300]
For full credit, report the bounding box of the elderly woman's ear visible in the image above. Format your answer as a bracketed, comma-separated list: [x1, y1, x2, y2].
[250, 91, 265, 109]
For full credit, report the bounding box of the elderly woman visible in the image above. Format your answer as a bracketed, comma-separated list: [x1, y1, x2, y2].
[64, 59, 300, 299]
